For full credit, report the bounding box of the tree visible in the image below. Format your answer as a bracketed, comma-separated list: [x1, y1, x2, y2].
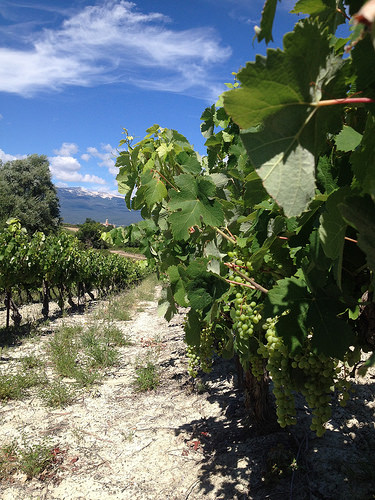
[76, 218, 109, 249]
[0, 154, 61, 234]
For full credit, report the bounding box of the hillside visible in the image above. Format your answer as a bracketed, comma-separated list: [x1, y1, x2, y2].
[57, 187, 143, 226]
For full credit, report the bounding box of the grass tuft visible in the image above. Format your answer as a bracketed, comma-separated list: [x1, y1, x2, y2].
[133, 359, 159, 392]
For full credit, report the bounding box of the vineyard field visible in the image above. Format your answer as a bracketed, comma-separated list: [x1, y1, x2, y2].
[0, 283, 374, 499]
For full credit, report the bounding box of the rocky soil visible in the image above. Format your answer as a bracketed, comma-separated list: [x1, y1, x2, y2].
[0, 284, 374, 500]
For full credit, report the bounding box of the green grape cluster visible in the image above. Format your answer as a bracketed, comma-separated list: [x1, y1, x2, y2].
[227, 248, 355, 438]
[258, 316, 354, 437]
[199, 325, 215, 373]
[185, 324, 216, 377]
[232, 290, 264, 380]
[292, 350, 337, 437]
[186, 345, 200, 377]
[260, 317, 297, 428]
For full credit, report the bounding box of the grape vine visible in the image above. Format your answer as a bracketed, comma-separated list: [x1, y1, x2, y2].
[114, 0, 375, 436]
[0, 219, 148, 327]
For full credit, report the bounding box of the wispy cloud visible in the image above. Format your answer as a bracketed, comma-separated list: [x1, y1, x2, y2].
[0, 0, 231, 99]
[84, 144, 117, 175]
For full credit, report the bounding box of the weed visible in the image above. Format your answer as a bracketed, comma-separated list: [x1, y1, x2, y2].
[120, 430, 135, 442]
[48, 325, 82, 378]
[39, 380, 75, 408]
[0, 441, 18, 479]
[86, 343, 118, 369]
[195, 380, 208, 394]
[103, 325, 132, 347]
[17, 440, 55, 479]
[133, 359, 159, 392]
[0, 370, 46, 401]
[20, 355, 44, 370]
[72, 367, 100, 387]
[263, 443, 298, 484]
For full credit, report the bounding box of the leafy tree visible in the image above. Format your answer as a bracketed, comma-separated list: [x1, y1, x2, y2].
[76, 218, 109, 249]
[0, 154, 61, 234]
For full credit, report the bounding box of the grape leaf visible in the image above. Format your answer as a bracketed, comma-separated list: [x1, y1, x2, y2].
[255, 0, 279, 44]
[177, 152, 202, 175]
[200, 105, 215, 138]
[184, 309, 201, 346]
[339, 195, 375, 274]
[168, 174, 224, 241]
[167, 265, 189, 307]
[255, 144, 315, 218]
[307, 299, 354, 358]
[265, 277, 354, 357]
[244, 171, 269, 207]
[319, 187, 348, 260]
[224, 20, 346, 216]
[316, 155, 338, 194]
[350, 115, 375, 197]
[335, 125, 363, 152]
[291, 0, 333, 14]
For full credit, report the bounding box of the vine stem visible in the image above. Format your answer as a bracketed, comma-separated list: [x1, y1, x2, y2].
[316, 97, 375, 107]
[225, 262, 269, 294]
[225, 278, 256, 290]
[215, 227, 236, 244]
[345, 236, 358, 244]
[152, 169, 179, 191]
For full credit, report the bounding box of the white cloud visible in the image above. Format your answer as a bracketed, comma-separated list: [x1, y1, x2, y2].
[53, 142, 78, 156]
[81, 153, 90, 162]
[85, 143, 117, 175]
[0, 148, 27, 162]
[0, 1, 231, 98]
[49, 155, 106, 184]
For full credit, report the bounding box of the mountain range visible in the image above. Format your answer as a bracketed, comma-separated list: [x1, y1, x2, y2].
[57, 187, 143, 226]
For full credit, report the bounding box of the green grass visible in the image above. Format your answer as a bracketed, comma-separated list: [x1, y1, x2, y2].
[133, 359, 160, 392]
[0, 438, 59, 480]
[17, 440, 56, 479]
[48, 325, 82, 378]
[95, 273, 158, 322]
[19, 354, 44, 370]
[0, 370, 47, 401]
[39, 380, 76, 408]
[103, 325, 132, 347]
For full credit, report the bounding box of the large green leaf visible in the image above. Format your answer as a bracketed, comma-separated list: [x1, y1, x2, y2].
[319, 187, 348, 260]
[255, 144, 315, 217]
[168, 174, 224, 241]
[176, 152, 202, 175]
[224, 20, 346, 216]
[307, 299, 354, 358]
[350, 115, 375, 197]
[244, 171, 269, 207]
[265, 277, 353, 358]
[223, 84, 304, 130]
[339, 195, 375, 274]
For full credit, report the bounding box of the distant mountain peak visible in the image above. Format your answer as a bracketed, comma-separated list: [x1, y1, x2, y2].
[60, 186, 123, 200]
[57, 186, 141, 226]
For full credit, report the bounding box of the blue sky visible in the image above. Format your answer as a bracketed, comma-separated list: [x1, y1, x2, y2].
[0, 0, 299, 194]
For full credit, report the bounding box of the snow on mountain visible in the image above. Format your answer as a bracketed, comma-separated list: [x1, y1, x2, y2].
[57, 187, 142, 226]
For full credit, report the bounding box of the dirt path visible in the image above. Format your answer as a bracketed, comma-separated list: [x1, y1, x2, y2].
[0, 286, 374, 499]
[109, 249, 146, 261]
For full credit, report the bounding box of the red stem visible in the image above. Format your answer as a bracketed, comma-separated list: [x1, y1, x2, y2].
[317, 97, 375, 107]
